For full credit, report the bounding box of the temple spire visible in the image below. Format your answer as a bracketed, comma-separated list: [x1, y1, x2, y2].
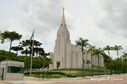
[58, 7, 69, 34]
[61, 7, 66, 25]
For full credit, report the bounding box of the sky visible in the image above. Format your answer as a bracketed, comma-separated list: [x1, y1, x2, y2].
[0, 0, 127, 58]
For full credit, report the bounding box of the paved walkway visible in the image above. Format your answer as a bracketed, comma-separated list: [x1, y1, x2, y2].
[1, 74, 127, 84]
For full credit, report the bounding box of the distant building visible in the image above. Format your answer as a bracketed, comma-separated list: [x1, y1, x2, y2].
[0, 61, 24, 80]
[50, 9, 104, 69]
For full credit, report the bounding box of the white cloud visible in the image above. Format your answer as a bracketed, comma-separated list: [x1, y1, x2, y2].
[0, 0, 127, 58]
[63, 0, 127, 58]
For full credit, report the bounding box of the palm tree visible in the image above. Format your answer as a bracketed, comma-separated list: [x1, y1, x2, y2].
[121, 52, 127, 61]
[104, 45, 112, 75]
[113, 45, 122, 58]
[91, 48, 103, 75]
[76, 38, 89, 77]
[113, 45, 122, 74]
[87, 45, 95, 76]
[104, 45, 112, 57]
[86, 60, 91, 68]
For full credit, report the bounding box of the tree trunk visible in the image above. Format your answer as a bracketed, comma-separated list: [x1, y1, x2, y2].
[25, 48, 28, 71]
[98, 55, 100, 75]
[108, 50, 110, 56]
[117, 50, 119, 58]
[91, 55, 93, 76]
[117, 50, 120, 74]
[16, 51, 18, 56]
[108, 50, 112, 75]
[9, 40, 12, 52]
[82, 46, 85, 78]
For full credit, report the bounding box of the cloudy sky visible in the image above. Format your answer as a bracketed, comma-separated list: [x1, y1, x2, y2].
[0, 0, 127, 58]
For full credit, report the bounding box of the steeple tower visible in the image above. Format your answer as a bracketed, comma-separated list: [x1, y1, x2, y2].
[61, 7, 66, 25]
[53, 8, 71, 69]
[58, 8, 69, 33]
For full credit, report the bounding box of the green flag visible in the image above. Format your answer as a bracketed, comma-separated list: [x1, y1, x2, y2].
[30, 30, 35, 40]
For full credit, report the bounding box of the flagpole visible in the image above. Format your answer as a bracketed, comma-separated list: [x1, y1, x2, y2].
[30, 40, 34, 76]
[30, 30, 35, 76]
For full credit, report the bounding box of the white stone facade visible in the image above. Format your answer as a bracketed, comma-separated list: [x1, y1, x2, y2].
[50, 9, 104, 69]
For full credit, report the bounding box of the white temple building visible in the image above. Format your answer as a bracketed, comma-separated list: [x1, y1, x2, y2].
[50, 9, 104, 69]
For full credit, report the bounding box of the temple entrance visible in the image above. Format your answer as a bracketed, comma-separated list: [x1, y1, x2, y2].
[56, 62, 60, 69]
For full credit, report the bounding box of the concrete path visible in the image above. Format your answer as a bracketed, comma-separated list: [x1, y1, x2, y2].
[1, 74, 127, 84]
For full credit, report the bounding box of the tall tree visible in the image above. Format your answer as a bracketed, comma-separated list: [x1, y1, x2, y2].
[104, 45, 112, 74]
[0, 31, 22, 52]
[19, 39, 45, 71]
[87, 45, 95, 76]
[33, 47, 45, 57]
[113, 45, 122, 58]
[76, 38, 89, 77]
[104, 45, 112, 57]
[0, 31, 2, 43]
[101, 52, 112, 69]
[11, 46, 23, 56]
[20, 40, 43, 56]
[121, 52, 127, 61]
[112, 45, 122, 74]
[21, 49, 30, 57]
[0, 31, 5, 43]
[20, 40, 30, 56]
[91, 48, 103, 75]
[86, 60, 91, 69]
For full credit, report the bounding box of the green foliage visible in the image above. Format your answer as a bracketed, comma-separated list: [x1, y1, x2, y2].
[0, 50, 51, 69]
[0, 31, 22, 41]
[11, 46, 23, 56]
[16, 56, 25, 62]
[24, 70, 110, 78]
[0, 31, 22, 52]
[19, 40, 46, 56]
[16, 56, 52, 69]
[113, 45, 122, 51]
[0, 31, 4, 43]
[11, 46, 23, 52]
[0, 50, 17, 62]
[24, 71, 66, 78]
[32, 56, 52, 69]
[76, 38, 89, 50]
[121, 52, 127, 61]
[101, 52, 112, 68]
[52, 68, 86, 71]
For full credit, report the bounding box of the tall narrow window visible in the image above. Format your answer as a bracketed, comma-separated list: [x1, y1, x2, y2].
[56, 62, 60, 69]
